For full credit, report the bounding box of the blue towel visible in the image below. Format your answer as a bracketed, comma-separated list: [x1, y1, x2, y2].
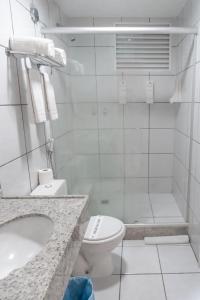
[64, 276, 95, 300]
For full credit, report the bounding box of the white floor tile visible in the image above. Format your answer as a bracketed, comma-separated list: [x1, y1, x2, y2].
[112, 247, 122, 275]
[163, 274, 200, 300]
[122, 246, 161, 274]
[93, 275, 120, 300]
[158, 245, 200, 273]
[150, 193, 182, 217]
[120, 274, 166, 300]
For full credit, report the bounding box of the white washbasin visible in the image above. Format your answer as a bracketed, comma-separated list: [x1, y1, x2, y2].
[0, 215, 53, 280]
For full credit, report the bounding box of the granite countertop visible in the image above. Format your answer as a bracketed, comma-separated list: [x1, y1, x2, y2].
[0, 195, 89, 300]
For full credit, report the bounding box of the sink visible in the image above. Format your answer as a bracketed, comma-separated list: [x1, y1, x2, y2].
[0, 215, 53, 280]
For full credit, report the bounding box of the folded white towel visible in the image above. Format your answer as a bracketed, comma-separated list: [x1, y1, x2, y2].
[10, 37, 55, 58]
[28, 68, 47, 123]
[54, 47, 67, 66]
[42, 72, 58, 120]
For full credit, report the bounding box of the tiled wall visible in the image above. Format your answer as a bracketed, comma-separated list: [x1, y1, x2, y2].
[0, 0, 73, 196]
[66, 17, 177, 221]
[173, 0, 200, 261]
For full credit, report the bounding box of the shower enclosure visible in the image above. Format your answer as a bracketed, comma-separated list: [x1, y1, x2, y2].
[48, 20, 196, 225]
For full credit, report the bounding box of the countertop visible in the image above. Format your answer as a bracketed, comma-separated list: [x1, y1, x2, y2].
[0, 195, 89, 300]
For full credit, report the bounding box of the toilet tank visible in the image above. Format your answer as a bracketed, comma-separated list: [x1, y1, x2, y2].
[30, 179, 67, 196]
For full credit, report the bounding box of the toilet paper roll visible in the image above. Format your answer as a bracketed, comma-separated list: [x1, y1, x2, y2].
[38, 168, 53, 185]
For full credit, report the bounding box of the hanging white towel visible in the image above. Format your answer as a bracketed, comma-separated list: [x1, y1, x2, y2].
[42, 72, 58, 120]
[28, 68, 47, 123]
[54, 47, 67, 66]
[10, 37, 55, 58]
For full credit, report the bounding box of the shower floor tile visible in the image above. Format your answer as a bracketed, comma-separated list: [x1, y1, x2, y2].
[92, 242, 200, 300]
[149, 193, 182, 217]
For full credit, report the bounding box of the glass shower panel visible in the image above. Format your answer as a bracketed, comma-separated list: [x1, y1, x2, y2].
[55, 31, 189, 225]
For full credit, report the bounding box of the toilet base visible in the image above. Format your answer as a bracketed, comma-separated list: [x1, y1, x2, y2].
[88, 252, 113, 278]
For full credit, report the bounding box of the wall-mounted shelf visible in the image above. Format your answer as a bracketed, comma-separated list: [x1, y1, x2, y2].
[5, 49, 63, 68]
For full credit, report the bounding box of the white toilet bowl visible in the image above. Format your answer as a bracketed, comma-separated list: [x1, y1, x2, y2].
[79, 215, 125, 278]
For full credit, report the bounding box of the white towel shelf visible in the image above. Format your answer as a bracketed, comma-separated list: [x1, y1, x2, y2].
[5, 49, 63, 68]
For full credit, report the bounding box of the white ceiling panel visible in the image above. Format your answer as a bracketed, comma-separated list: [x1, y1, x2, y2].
[57, 0, 188, 18]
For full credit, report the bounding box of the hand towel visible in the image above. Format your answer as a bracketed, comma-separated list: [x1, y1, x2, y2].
[28, 68, 47, 123]
[54, 47, 67, 65]
[42, 72, 58, 120]
[10, 37, 55, 58]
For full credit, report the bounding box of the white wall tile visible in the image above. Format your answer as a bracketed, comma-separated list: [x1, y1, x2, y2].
[181, 34, 196, 70]
[180, 66, 195, 102]
[64, 17, 94, 47]
[75, 154, 99, 179]
[175, 103, 191, 136]
[52, 71, 71, 103]
[74, 103, 98, 129]
[125, 154, 148, 177]
[95, 47, 116, 75]
[125, 178, 148, 194]
[124, 103, 149, 128]
[150, 103, 176, 128]
[71, 76, 96, 101]
[174, 131, 190, 168]
[94, 17, 120, 46]
[52, 103, 73, 137]
[0, 0, 13, 46]
[97, 76, 118, 102]
[149, 178, 172, 193]
[0, 106, 26, 166]
[98, 103, 123, 129]
[150, 129, 174, 153]
[125, 129, 148, 153]
[125, 76, 148, 101]
[0, 48, 21, 105]
[74, 130, 99, 154]
[54, 133, 74, 171]
[150, 154, 173, 177]
[124, 193, 153, 222]
[10, 0, 35, 36]
[150, 76, 176, 102]
[0, 155, 31, 196]
[99, 129, 123, 153]
[100, 154, 124, 178]
[69, 47, 95, 75]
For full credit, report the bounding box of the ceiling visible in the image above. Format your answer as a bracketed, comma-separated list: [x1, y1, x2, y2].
[57, 0, 188, 18]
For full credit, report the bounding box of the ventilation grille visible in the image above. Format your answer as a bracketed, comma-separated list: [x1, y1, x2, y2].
[116, 24, 170, 71]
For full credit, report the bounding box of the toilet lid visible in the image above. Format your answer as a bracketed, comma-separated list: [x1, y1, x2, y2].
[84, 215, 123, 241]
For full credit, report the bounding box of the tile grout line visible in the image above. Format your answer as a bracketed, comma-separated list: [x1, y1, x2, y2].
[156, 245, 168, 300]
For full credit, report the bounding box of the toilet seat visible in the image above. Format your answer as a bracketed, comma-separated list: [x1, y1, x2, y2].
[84, 215, 124, 242]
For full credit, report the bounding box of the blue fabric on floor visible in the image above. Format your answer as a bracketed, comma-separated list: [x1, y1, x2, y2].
[63, 276, 95, 300]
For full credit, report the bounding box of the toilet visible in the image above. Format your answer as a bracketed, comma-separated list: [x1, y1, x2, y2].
[31, 180, 125, 278]
[80, 215, 125, 277]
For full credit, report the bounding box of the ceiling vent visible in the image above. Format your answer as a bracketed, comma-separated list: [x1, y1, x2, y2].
[116, 24, 171, 71]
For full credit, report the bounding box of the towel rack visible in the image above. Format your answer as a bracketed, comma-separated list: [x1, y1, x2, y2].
[5, 49, 64, 68]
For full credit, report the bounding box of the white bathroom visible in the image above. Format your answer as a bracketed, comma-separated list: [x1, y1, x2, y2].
[0, 0, 200, 299]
